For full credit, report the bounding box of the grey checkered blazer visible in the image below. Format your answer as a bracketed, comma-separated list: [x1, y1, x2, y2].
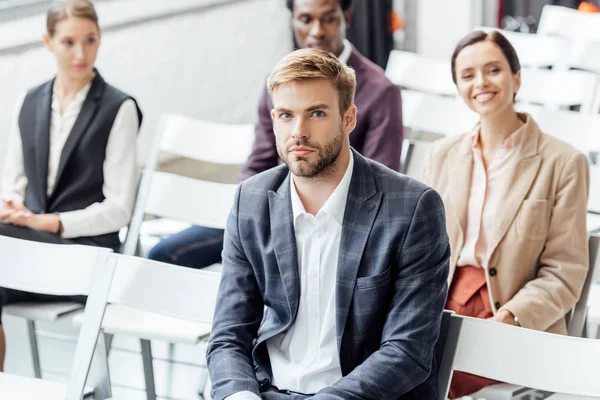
[207, 149, 450, 400]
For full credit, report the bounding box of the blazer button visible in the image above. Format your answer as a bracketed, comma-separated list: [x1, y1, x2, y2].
[489, 267, 497, 277]
[494, 301, 501, 309]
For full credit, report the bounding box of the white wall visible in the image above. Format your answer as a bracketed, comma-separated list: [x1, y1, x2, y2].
[0, 0, 292, 173]
[416, 0, 483, 59]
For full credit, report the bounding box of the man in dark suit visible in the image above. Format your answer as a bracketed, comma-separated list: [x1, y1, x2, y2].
[148, 0, 404, 270]
[207, 49, 449, 400]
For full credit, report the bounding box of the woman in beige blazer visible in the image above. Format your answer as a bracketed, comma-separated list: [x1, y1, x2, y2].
[422, 31, 590, 398]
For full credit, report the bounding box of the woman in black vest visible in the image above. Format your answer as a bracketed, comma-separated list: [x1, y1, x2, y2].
[0, 0, 142, 370]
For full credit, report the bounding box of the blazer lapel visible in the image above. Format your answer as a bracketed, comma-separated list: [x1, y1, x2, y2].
[447, 137, 474, 243]
[486, 115, 542, 262]
[336, 150, 382, 350]
[268, 173, 300, 319]
[33, 80, 53, 208]
[52, 71, 104, 193]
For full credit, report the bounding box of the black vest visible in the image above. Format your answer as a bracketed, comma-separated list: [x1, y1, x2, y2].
[18, 71, 142, 249]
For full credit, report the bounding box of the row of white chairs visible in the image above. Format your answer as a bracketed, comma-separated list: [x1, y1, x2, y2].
[3, 114, 254, 400]
[0, 234, 221, 399]
[400, 89, 600, 156]
[386, 50, 600, 115]
[2, 231, 599, 400]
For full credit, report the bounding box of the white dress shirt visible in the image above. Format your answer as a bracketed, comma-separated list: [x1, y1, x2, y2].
[0, 83, 139, 239]
[228, 152, 354, 400]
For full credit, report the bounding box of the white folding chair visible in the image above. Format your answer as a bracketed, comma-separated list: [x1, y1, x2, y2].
[534, 109, 600, 155]
[81, 253, 221, 400]
[475, 27, 568, 69]
[75, 113, 248, 400]
[400, 90, 478, 177]
[0, 235, 113, 399]
[440, 314, 600, 399]
[517, 68, 600, 114]
[402, 90, 479, 138]
[538, 5, 600, 43]
[385, 50, 457, 97]
[124, 113, 254, 257]
[565, 41, 600, 76]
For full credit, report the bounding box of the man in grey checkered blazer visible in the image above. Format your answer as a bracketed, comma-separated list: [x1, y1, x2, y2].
[207, 48, 450, 400]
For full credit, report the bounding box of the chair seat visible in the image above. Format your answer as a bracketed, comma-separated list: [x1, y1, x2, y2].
[4, 302, 84, 322]
[72, 304, 212, 344]
[0, 372, 67, 399]
[0, 373, 94, 399]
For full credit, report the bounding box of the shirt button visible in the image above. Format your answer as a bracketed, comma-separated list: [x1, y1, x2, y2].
[489, 267, 497, 277]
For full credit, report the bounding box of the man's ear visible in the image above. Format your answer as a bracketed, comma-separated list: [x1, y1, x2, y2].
[343, 104, 357, 135]
[271, 109, 276, 121]
[43, 33, 53, 52]
[344, 10, 352, 28]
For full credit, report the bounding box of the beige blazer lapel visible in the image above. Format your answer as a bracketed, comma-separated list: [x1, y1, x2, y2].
[486, 114, 542, 262]
[447, 134, 474, 247]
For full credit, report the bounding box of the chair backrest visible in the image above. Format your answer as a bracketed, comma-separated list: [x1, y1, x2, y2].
[447, 314, 600, 397]
[107, 253, 222, 323]
[566, 41, 600, 76]
[567, 234, 600, 337]
[538, 5, 600, 42]
[0, 235, 115, 400]
[385, 50, 456, 97]
[402, 90, 479, 138]
[534, 109, 600, 155]
[122, 113, 250, 255]
[517, 68, 600, 114]
[475, 28, 568, 69]
[152, 113, 255, 167]
[0, 235, 111, 296]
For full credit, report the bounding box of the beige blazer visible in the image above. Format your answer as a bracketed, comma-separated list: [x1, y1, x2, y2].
[422, 113, 590, 334]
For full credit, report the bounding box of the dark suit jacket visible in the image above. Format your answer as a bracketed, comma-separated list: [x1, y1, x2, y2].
[238, 46, 403, 181]
[207, 149, 450, 400]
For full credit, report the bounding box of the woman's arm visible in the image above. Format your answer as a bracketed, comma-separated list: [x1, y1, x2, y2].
[1, 93, 28, 205]
[500, 151, 590, 332]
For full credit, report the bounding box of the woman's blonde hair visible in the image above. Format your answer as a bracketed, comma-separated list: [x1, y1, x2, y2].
[47, 0, 99, 37]
[267, 48, 356, 117]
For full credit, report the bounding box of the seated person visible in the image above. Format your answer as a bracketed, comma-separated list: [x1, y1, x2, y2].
[148, 0, 403, 269]
[0, 0, 142, 371]
[206, 48, 449, 400]
[422, 30, 589, 398]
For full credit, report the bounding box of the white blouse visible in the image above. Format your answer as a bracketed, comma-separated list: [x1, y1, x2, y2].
[0, 85, 139, 239]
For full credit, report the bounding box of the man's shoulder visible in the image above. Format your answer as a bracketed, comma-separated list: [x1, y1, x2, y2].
[367, 158, 431, 199]
[239, 164, 289, 195]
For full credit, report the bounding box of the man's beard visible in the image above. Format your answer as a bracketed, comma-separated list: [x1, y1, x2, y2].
[279, 129, 344, 179]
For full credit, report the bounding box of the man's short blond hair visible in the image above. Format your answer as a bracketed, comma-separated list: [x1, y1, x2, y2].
[267, 48, 357, 117]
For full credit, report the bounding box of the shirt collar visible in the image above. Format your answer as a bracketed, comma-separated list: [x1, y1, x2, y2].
[337, 39, 352, 65]
[51, 80, 92, 112]
[290, 150, 354, 227]
[470, 123, 525, 151]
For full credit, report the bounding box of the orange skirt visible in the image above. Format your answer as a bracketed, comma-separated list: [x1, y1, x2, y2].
[445, 265, 499, 399]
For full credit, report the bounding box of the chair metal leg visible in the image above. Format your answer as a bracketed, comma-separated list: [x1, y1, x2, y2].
[400, 139, 414, 175]
[104, 332, 114, 354]
[140, 339, 157, 400]
[87, 332, 112, 400]
[26, 320, 42, 379]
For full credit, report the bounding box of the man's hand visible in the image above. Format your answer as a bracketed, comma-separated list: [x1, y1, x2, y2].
[489, 309, 517, 326]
